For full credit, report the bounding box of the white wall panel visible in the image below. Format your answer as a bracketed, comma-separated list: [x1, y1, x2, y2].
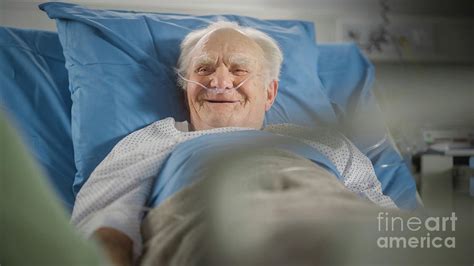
[2, 0, 346, 41]
[2, 0, 473, 42]
[2, 0, 472, 43]
[0, 0, 4, 25]
[2, 6, 56, 30]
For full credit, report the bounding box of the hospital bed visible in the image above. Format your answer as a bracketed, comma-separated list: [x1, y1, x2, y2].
[0, 2, 428, 265]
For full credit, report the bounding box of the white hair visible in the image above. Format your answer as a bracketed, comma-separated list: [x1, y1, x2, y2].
[176, 21, 283, 90]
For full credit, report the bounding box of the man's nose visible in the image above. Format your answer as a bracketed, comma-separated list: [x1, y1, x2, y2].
[210, 66, 234, 89]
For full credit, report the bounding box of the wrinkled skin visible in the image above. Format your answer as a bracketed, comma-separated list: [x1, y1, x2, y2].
[185, 28, 278, 130]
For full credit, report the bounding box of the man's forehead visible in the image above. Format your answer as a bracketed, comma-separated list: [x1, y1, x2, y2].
[191, 52, 258, 65]
[200, 29, 262, 53]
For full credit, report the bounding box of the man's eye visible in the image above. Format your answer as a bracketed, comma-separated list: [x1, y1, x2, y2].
[233, 69, 248, 75]
[196, 67, 212, 75]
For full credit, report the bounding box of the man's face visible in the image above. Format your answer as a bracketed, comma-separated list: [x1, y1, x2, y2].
[185, 28, 278, 130]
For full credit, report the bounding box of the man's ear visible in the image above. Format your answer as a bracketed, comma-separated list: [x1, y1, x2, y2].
[265, 80, 278, 111]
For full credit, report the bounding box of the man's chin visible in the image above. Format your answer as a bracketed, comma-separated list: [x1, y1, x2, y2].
[207, 120, 238, 129]
[203, 115, 243, 129]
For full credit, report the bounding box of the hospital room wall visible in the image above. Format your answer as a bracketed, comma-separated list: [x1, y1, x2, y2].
[2, 0, 355, 41]
[3, 0, 473, 42]
[2, 0, 473, 150]
[0, 1, 4, 26]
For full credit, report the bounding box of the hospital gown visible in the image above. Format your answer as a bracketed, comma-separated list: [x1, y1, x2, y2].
[71, 117, 397, 258]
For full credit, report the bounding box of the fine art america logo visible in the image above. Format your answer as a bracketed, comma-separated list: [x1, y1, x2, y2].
[377, 212, 457, 249]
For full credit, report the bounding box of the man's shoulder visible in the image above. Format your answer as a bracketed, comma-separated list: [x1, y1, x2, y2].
[113, 117, 178, 149]
[131, 117, 176, 136]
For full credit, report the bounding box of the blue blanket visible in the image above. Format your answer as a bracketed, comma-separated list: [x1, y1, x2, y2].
[147, 131, 340, 207]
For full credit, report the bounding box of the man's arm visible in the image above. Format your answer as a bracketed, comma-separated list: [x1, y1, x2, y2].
[71, 120, 174, 264]
[93, 228, 133, 266]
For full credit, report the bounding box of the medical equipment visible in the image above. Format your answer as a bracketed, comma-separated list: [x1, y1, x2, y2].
[422, 128, 474, 144]
[177, 71, 253, 94]
[422, 128, 474, 156]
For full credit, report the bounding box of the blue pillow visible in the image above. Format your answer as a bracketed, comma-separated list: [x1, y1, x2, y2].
[40, 2, 337, 195]
[0, 27, 76, 211]
[318, 44, 417, 209]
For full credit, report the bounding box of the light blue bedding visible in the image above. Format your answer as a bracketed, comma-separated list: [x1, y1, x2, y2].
[147, 130, 340, 207]
[317, 44, 417, 209]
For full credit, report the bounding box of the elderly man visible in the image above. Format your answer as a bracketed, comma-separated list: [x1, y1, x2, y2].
[72, 21, 396, 265]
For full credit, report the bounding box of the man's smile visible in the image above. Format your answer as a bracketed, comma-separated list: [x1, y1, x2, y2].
[204, 99, 240, 103]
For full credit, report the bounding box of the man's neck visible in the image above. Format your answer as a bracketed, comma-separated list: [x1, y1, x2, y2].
[175, 121, 190, 132]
